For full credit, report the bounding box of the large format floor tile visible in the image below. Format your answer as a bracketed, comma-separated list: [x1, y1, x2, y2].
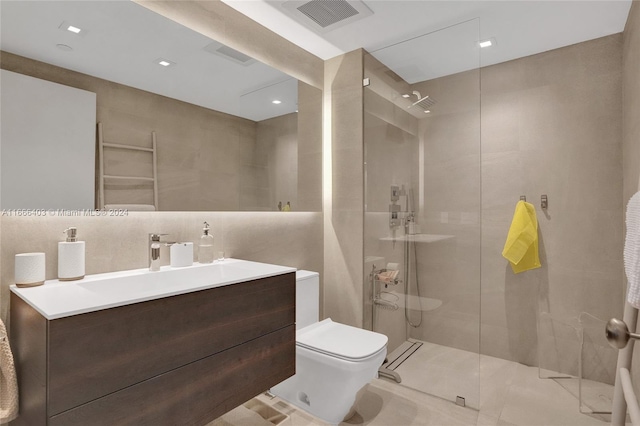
[215, 340, 619, 426]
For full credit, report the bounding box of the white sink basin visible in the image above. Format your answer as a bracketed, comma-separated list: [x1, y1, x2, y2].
[11, 259, 296, 320]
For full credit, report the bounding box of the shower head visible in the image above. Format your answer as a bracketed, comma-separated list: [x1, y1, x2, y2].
[408, 90, 436, 112]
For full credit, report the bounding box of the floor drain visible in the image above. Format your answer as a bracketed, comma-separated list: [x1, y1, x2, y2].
[456, 396, 466, 407]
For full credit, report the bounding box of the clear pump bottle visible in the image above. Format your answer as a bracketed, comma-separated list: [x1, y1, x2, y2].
[198, 221, 214, 263]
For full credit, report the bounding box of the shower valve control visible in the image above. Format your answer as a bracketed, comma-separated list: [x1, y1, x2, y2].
[390, 185, 400, 202]
[389, 204, 401, 227]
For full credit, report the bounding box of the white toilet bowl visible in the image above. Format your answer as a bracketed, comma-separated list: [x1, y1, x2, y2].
[271, 271, 388, 425]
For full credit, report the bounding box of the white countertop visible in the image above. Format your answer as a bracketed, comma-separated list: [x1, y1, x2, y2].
[10, 258, 296, 320]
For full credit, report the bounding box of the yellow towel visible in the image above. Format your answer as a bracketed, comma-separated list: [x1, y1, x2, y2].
[502, 200, 541, 274]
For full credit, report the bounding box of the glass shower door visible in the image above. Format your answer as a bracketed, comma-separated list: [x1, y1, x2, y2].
[363, 18, 481, 408]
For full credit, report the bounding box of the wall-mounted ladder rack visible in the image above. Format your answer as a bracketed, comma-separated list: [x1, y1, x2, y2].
[97, 122, 158, 210]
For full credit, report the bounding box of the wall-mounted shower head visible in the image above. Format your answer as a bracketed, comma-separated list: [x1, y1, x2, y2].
[409, 90, 436, 112]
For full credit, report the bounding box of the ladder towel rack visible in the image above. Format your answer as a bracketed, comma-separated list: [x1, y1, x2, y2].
[97, 122, 158, 210]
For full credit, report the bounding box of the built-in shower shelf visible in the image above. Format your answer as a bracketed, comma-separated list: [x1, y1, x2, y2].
[379, 234, 454, 243]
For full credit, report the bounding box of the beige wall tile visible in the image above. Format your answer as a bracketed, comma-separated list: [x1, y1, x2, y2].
[323, 50, 364, 327]
[297, 82, 323, 212]
[624, 2, 640, 202]
[257, 113, 299, 211]
[363, 53, 419, 134]
[478, 35, 623, 374]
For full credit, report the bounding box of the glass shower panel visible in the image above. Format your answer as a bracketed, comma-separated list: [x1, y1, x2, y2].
[363, 18, 481, 408]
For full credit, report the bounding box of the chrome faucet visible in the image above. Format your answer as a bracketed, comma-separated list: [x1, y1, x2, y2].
[148, 233, 175, 271]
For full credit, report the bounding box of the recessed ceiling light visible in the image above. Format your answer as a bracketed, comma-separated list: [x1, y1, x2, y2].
[479, 38, 496, 48]
[58, 21, 88, 37]
[402, 94, 410, 98]
[155, 58, 175, 67]
[424, 110, 431, 114]
[272, 100, 282, 104]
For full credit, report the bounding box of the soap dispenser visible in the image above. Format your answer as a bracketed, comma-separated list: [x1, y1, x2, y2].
[58, 227, 85, 281]
[198, 221, 214, 264]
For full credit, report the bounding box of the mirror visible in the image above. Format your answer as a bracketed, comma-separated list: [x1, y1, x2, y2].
[0, 1, 322, 212]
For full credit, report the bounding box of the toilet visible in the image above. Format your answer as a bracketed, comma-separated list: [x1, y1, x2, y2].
[271, 270, 388, 424]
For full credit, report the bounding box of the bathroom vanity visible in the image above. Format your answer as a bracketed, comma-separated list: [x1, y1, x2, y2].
[9, 259, 296, 426]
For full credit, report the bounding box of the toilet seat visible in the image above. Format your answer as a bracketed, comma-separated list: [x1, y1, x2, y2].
[296, 318, 388, 362]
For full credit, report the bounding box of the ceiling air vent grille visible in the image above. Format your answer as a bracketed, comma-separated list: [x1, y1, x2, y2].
[216, 45, 253, 64]
[297, 0, 359, 28]
[281, 0, 372, 33]
[203, 41, 255, 66]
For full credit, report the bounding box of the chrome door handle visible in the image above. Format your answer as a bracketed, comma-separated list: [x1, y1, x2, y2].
[606, 318, 640, 349]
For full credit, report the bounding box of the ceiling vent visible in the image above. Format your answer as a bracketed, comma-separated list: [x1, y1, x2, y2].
[281, 0, 373, 34]
[203, 41, 255, 66]
[298, 0, 358, 28]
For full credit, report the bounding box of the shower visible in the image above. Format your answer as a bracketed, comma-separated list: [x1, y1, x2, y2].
[364, 17, 482, 411]
[405, 90, 436, 113]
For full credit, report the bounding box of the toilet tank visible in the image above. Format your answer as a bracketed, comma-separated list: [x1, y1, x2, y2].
[295, 270, 319, 329]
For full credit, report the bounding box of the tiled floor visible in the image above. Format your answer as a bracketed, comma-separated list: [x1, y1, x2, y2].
[392, 341, 482, 409]
[220, 341, 618, 426]
[391, 340, 614, 425]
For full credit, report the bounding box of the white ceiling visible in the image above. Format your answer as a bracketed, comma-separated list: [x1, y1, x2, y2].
[0, 1, 298, 122]
[223, 0, 632, 82]
[1, 0, 632, 118]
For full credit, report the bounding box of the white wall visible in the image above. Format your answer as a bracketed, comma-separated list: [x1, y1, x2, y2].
[1, 70, 96, 209]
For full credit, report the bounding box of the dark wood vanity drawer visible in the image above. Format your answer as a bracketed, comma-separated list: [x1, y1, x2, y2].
[47, 272, 295, 417]
[48, 325, 295, 426]
[9, 295, 48, 426]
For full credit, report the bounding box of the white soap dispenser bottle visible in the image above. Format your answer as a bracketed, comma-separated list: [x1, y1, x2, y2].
[198, 221, 214, 264]
[58, 227, 85, 281]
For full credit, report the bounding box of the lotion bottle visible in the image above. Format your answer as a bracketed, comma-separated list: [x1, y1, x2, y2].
[198, 222, 214, 264]
[58, 227, 85, 281]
